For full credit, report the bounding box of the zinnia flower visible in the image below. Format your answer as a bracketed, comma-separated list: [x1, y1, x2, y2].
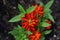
[45, 20, 52, 30]
[32, 4, 44, 17]
[28, 31, 41, 40]
[21, 13, 38, 31]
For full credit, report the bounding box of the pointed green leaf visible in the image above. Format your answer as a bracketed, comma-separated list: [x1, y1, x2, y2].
[40, 1, 44, 6]
[43, 30, 52, 35]
[21, 35, 27, 40]
[40, 36, 45, 40]
[44, 9, 53, 20]
[26, 6, 36, 13]
[8, 4, 26, 22]
[44, 0, 54, 9]
[44, 9, 52, 14]
[17, 25, 22, 29]
[26, 31, 32, 35]
[47, 13, 55, 23]
[41, 22, 51, 27]
[24, 38, 28, 40]
[9, 25, 23, 36]
[8, 13, 24, 22]
[18, 4, 25, 13]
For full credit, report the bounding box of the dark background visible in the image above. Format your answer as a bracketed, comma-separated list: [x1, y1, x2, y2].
[0, 0, 60, 40]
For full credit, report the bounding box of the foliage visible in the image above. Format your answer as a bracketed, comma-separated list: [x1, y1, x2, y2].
[42, 30, 52, 35]
[9, 25, 32, 40]
[18, 4, 26, 13]
[26, 6, 36, 13]
[44, 0, 55, 23]
[41, 22, 51, 27]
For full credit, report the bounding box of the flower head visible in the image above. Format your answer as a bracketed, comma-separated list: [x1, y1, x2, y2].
[32, 4, 44, 17]
[21, 13, 38, 31]
[28, 31, 41, 40]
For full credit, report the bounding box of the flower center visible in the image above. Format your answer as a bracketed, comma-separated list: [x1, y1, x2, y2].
[29, 19, 32, 23]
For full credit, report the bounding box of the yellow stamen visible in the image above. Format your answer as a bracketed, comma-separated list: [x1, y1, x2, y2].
[29, 19, 32, 23]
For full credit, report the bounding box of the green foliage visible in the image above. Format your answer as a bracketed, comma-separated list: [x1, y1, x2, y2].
[26, 31, 32, 35]
[44, 0, 55, 23]
[44, 9, 52, 14]
[8, 13, 24, 22]
[44, 0, 54, 9]
[47, 13, 55, 23]
[40, 1, 44, 6]
[9, 25, 29, 40]
[18, 4, 26, 13]
[43, 30, 52, 35]
[40, 36, 45, 40]
[26, 6, 36, 13]
[41, 22, 51, 27]
[8, 4, 26, 22]
[44, 9, 55, 23]
[44, 8, 55, 23]
[43, 9, 52, 22]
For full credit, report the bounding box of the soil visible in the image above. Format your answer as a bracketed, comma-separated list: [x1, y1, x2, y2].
[0, 0, 60, 40]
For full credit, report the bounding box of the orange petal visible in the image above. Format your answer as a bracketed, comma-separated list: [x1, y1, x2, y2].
[46, 26, 51, 30]
[21, 17, 28, 21]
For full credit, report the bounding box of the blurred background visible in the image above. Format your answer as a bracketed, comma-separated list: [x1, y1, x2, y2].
[0, 0, 60, 40]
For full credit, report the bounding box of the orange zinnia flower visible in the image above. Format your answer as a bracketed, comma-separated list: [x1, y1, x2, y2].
[45, 20, 52, 30]
[32, 4, 44, 17]
[21, 13, 38, 31]
[28, 31, 41, 40]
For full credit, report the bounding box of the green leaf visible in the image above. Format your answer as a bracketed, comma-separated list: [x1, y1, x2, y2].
[44, 0, 54, 9]
[40, 1, 44, 6]
[43, 30, 52, 35]
[17, 25, 22, 29]
[8, 13, 24, 22]
[41, 17, 47, 22]
[9, 25, 23, 36]
[41, 22, 51, 27]
[47, 13, 55, 23]
[26, 6, 36, 13]
[21, 35, 26, 40]
[43, 9, 52, 20]
[44, 9, 52, 19]
[40, 36, 45, 40]
[8, 4, 26, 22]
[9, 25, 28, 40]
[44, 7, 55, 23]
[44, 9, 52, 14]
[18, 4, 25, 13]
[24, 38, 28, 40]
[26, 31, 32, 35]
